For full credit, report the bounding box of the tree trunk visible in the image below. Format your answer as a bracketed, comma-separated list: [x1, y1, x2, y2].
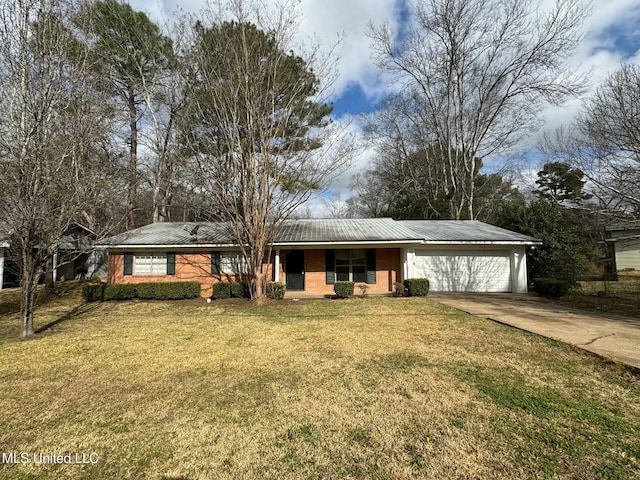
[127, 91, 138, 230]
[254, 271, 264, 300]
[20, 249, 38, 338]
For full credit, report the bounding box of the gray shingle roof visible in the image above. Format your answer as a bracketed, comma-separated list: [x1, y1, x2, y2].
[399, 220, 539, 243]
[97, 219, 539, 247]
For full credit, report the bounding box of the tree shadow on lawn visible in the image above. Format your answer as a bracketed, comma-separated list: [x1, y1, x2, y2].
[35, 302, 100, 335]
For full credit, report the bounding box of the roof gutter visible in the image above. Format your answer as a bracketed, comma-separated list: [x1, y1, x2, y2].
[96, 239, 541, 249]
[419, 240, 542, 246]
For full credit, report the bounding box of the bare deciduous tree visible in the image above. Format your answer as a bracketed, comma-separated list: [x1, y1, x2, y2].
[183, 0, 353, 299]
[368, 0, 589, 219]
[0, 0, 114, 337]
[575, 64, 640, 214]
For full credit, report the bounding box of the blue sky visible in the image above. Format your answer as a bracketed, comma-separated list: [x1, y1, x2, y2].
[131, 0, 640, 212]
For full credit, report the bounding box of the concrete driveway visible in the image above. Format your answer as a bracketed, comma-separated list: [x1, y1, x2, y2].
[431, 293, 640, 370]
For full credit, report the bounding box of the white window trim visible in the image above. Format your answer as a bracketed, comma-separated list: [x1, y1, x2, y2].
[133, 254, 167, 275]
[220, 251, 248, 274]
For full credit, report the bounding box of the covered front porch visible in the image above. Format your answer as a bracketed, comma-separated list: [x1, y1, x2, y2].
[272, 247, 403, 295]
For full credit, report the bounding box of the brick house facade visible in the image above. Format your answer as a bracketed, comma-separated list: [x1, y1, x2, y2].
[98, 219, 539, 296]
[107, 248, 400, 297]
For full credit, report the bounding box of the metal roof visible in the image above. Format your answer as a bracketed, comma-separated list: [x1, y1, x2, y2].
[97, 222, 237, 247]
[399, 220, 540, 244]
[605, 220, 640, 232]
[605, 233, 640, 242]
[98, 218, 539, 247]
[274, 218, 422, 243]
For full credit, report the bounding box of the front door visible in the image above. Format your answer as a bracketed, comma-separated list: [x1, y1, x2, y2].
[285, 250, 305, 291]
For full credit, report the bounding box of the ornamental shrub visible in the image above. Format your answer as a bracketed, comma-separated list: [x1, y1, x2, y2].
[230, 282, 250, 298]
[403, 278, 430, 297]
[82, 284, 105, 302]
[211, 282, 231, 299]
[100, 281, 201, 301]
[266, 282, 286, 300]
[532, 277, 569, 297]
[103, 283, 137, 301]
[138, 282, 200, 300]
[394, 282, 406, 297]
[334, 281, 354, 298]
[134, 282, 156, 299]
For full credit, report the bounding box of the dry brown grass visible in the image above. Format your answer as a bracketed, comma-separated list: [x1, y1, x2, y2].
[561, 275, 640, 317]
[0, 293, 639, 479]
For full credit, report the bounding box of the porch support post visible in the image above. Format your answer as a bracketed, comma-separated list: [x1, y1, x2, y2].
[52, 250, 58, 283]
[274, 249, 280, 282]
[0, 247, 4, 290]
[407, 248, 415, 279]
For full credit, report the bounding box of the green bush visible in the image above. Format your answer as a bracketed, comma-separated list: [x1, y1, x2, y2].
[403, 278, 430, 297]
[532, 277, 569, 297]
[158, 282, 200, 300]
[334, 281, 354, 298]
[266, 282, 286, 300]
[212, 282, 231, 299]
[135, 282, 201, 300]
[134, 283, 156, 299]
[82, 284, 105, 302]
[230, 282, 250, 298]
[103, 284, 137, 301]
[100, 282, 201, 301]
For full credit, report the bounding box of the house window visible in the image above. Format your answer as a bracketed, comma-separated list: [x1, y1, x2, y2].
[220, 252, 248, 274]
[134, 254, 167, 275]
[335, 249, 367, 283]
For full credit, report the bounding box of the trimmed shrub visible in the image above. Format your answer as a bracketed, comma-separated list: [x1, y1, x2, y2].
[162, 282, 200, 300]
[266, 282, 286, 300]
[138, 282, 201, 300]
[82, 284, 105, 302]
[532, 277, 569, 297]
[403, 278, 430, 297]
[334, 281, 354, 298]
[212, 282, 231, 299]
[134, 282, 156, 299]
[103, 284, 137, 301]
[230, 282, 250, 298]
[92, 282, 201, 301]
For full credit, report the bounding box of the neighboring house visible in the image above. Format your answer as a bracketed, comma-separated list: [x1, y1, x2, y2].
[0, 223, 107, 290]
[604, 221, 640, 271]
[52, 224, 107, 282]
[97, 219, 540, 297]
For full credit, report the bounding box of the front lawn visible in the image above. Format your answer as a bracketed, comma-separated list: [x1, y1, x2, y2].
[1, 293, 639, 479]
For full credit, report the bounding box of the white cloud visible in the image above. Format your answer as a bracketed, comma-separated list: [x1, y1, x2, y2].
[125, 0, 640, 201]
[129, 0, 397, 101]
[295, 0, 397, 100]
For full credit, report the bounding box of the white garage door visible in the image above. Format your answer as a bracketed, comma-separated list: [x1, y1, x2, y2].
[414, 249, 512, 292]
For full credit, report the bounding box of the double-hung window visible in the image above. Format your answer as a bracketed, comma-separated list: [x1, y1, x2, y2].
[335, 249, 367, 283]
[134, 254, 167, 275]
[326, 249, 376, 285]
[212, 251, 248, 274]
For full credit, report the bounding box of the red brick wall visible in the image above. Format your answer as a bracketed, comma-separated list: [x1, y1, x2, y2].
[108, 248, 401, 297]
[108, 252, 272, 297]
[282, 248, 400, 294]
